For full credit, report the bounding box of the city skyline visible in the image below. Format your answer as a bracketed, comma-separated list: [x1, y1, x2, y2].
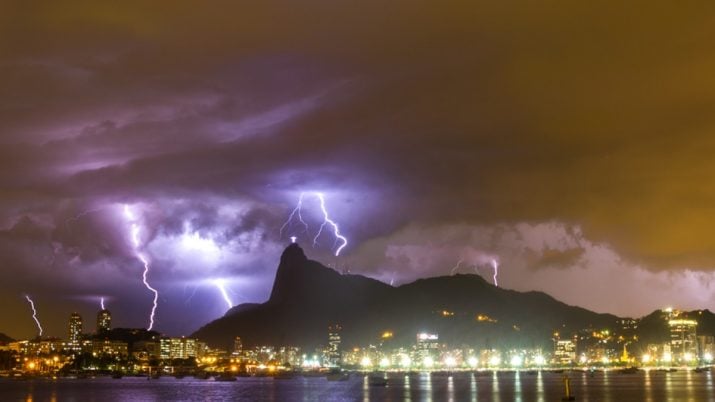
[3, 2, 715, 340]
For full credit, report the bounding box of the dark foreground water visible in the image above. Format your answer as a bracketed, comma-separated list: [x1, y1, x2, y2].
[1, 370, 713, 402]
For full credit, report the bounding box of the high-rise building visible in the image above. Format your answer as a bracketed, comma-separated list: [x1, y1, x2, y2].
[415, 333, 440, 364]
[327, 324, 342, 367]
[96, 309, 111, 334]
[554, 340, 576, 365]
[68, 312, 83, 352]
[669, 318, 698, 361]
[233, 336, 243, 356]
[159, 337, 198, 359]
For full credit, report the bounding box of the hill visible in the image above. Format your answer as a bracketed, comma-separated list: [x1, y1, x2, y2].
[0, 333, 14, 344]
[192, 244, 620, 350]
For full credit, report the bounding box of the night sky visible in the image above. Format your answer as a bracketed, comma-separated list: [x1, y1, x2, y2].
[2, 2, 715, 339]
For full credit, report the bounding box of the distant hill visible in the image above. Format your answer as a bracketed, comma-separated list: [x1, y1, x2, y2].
[192, 244, 621, 350]
[0, 333, 14, 344]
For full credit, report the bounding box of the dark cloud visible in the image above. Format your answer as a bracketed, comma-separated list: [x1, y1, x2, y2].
[525, 247, 586, 271]
[1, 1, 715, 337]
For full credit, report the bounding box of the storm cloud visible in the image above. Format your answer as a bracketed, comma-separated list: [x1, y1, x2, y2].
[2, 1, 715, 338]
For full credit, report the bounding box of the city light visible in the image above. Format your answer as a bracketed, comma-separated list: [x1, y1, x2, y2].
[510, 355, 523, 367]
[489, 356, 501, 367]
[641, 354, 651, 364]
[704, 353, 713, 363]
[400, 355, 412, 368]
[662, 352, 672, 363]
[444, 356, 457, 367]
[468, 356, 479, 368]
[360, 356, 372, 367]
[683, 352, 694, 362]
[379, 357, 390, 368]
[533, 355, 546, 366]
[423, 356, 434, 368]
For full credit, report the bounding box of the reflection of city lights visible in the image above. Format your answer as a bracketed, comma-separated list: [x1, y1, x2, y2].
[468, 357, 479, 368]
[379, 357, 390, 368]
[360, 357, 372, 367]
[510, 355, 523, 367]
[423, 356, 434, 368]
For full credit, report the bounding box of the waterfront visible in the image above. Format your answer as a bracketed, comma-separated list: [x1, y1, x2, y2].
[1, 370, 713, 402]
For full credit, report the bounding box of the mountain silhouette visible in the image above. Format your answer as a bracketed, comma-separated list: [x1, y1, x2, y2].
[192, 244, 624, 350]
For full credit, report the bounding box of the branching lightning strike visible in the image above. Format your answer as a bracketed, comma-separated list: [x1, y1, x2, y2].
[123, 205, 159, 330]
[280, 193, 308, 237]
[281, 192, 348, 256]
[450, 259, 464, 276]
[24, 295, 43, 337]
[313, 193, 348, 256]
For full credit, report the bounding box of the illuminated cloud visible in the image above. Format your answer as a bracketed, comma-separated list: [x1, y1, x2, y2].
[1, 1, 714, 338]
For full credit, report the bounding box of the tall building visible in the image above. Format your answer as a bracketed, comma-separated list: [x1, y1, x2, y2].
[554, 340, 576, 365]
[415, 333, 440, 364]
[233, 336, 243, 356]
[669, 318, 698, 360]
[96, 309, 111, 334]
[159, 337, 198, 359]
[68, 312, 83, 352]
[327, 324, 342, 367]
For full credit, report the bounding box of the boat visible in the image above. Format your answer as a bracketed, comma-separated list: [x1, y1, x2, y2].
[194, 371, 210, 380]
[111, 372, 123, 379]
[274, 371, 296, 380]
[618, 367, 639, 374]
[215, 373, 237, 382]
[694, 367, 710, 373]
[327, 372, 350, 381]
[368, 375, 388, 386]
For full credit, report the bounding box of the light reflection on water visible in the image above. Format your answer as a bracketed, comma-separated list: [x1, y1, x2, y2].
[3, 370, 715, 402]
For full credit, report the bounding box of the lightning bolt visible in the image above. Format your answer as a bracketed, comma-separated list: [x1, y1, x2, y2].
[450, 259, 464, 276]
[214, 279, 234, 310]
[123, 204, 159, 330]
[282, 192, 349, 256]
[100, 297, 106, 310]
[280, 192, 309, 237]
[24, 295, 43, 337]
[491, 259, 499, 287]
[312, 193, 348, 256]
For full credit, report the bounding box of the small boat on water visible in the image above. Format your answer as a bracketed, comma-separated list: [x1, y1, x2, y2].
[193, 371, 210, 380]
[368, 375, 388, 386]
[215, 373, 237, 382]
[274, 371, 296, 380]
[326, 372, 349, 381]
[618, 367, 639, 374]
[693, 367, 710, 373]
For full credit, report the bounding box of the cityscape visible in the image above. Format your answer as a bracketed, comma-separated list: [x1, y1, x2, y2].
[2, 304, 713, 379]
